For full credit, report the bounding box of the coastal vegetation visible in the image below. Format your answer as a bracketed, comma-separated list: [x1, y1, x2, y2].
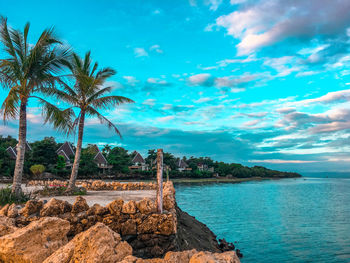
[0, 17, 133, 195]
[0, 135, 301, 181]
[50, 51, 133, 192]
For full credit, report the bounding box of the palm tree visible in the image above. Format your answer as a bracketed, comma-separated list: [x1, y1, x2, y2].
[0, 17, 71, 196]
[54, 51, 133, 191]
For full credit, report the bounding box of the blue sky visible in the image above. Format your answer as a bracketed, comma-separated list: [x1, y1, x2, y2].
[1, 0, 350, 173]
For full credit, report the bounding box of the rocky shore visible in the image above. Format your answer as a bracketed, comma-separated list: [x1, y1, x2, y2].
[0, 181, 240, 262]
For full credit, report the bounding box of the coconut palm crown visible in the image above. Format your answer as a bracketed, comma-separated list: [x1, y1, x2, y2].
[53, 51, 134, 191]
[0, 17, 71, 195]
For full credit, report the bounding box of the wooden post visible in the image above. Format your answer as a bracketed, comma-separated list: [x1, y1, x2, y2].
[156, 149, 163, 214]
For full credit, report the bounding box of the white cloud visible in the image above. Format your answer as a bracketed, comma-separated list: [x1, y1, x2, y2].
[134, 48, 148, 57]
[142, 99, 156, 107]
[150, 44, 163, 54]
[188, 73, 214, 86]
[242, 119, 259, 127]
[193, 97, 214, 103]
[156, 116, 175, 122]
[249, 159, 317, 164]
[123, 76, 139, 86]
[215, 0, 350, 55]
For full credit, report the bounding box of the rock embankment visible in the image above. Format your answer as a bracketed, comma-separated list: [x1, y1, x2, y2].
[0, 181, 240, 262]
[0, 216, 240, 263]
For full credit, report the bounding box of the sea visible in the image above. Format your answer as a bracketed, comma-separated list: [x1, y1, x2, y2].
[175, 174, 350, 263]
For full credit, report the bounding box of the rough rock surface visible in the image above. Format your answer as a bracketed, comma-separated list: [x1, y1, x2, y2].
[40, 198, 72, 216]
[0, 216, 17, 237]
[115, 250, 240, 263]
[7, 204, 20, 218]
[20, 200, 43, 217]
[189, 251, 240, 263]
[71, 195, 89, 214]
[174, 205, 221, 253]
[0, 204, 9, 216]
[43, 222, 132, 263]
[0, 217, 70, 263]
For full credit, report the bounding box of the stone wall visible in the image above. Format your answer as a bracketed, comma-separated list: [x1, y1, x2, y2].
[27, 179, 158, 191]
[0, 181, 177, 258]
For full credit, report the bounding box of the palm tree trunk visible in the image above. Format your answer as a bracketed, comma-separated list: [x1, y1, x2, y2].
[67, 111, 85, 191]
[12, 99, 27, 196]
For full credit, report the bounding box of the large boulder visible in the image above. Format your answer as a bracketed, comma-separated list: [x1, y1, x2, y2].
[40, 198, 72, 216]
[0, 204, 9, 216]
[163, 249, 198, 262]
[189, 251, 240, 263]
[122, 200, 137, 214]
[7, 203, 21, 218]
[43, 222, 132, 263]
[107, 199, 124, 215]
[71, 196, 89, 214]
[20, 200, 43, 217]
[136, 198, 156, 214]
[0, 217, 70, 263]
[0, 216, 17, 237]
[87, 203, 108, 216]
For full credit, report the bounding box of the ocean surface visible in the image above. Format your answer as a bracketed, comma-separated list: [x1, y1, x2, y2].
[175, 177, 350, 263]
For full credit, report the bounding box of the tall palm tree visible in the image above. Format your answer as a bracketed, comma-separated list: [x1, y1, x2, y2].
[0, 17, 71, 196]
[53, 51, 133, 191]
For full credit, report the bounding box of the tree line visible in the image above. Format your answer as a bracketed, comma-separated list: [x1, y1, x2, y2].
[0, 136, 301, 180]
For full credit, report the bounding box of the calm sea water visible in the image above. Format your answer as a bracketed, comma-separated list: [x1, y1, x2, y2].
[175, 178, 350, 263]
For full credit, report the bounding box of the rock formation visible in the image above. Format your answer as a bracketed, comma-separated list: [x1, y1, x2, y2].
[0, 217, 70, 263]
[44, 222, 132, 263]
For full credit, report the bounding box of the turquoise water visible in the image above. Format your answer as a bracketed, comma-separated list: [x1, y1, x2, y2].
[175, 178, 350, 263]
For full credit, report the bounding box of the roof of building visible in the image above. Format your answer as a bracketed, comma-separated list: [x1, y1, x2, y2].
[177, 158, 188, 168]
[94, 151, 108, 165]
[56, 142, 75, 157]
[6, 146, 17, 159]
[132, 152, 145, 164]
[57, 149, 70, 162]
[88, 144, 100, 155]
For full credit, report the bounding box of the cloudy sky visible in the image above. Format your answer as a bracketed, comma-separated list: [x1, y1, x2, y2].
[1, 0, 350, 173]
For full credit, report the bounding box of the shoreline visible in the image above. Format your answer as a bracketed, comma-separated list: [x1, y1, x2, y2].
[0, 176, 300, 186]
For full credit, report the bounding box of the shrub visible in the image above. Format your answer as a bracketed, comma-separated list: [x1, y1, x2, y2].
[30, 164, 45, 176]
[0, 186, 31, 205]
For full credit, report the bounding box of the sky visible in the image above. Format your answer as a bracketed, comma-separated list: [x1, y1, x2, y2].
[1, 0, 350, 173]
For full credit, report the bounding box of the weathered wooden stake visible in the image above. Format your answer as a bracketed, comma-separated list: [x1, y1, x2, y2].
[156, 149, 163, 214]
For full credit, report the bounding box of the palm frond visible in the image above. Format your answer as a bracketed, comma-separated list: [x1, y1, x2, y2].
[0, 86, 20, 121]
[90, 95, 134, 110]
[36, 97, 75, 134]
[86, 106, 122, 138]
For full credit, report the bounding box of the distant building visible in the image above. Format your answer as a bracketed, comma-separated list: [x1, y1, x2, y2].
[92, 146, 112, 171]
[197, 163, 214, 172]
[56, 142, 75, 166]
[6, 142, 32, 160]
[129, 151, 148, 171]
[177, 158, 192, 172]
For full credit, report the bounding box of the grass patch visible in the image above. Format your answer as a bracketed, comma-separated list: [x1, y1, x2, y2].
[0, 186, 32, 206]
[35, 185, 87, 197]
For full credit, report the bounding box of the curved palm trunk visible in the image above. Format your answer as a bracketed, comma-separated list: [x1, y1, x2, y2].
[67, 111, 85, 191]
[12, 99, 27, 196]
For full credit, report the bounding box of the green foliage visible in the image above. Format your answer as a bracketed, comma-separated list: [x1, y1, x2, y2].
[78, 151, 99, 177]
[28, 137, 58, 172]
[56, 155, 66, 170]
[30, 164, 45, 176]
[108, 147, 131, 173]
[0, 136, 16, 177]
[37, 185, 86, 197]
[0, 186, 31, 205]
